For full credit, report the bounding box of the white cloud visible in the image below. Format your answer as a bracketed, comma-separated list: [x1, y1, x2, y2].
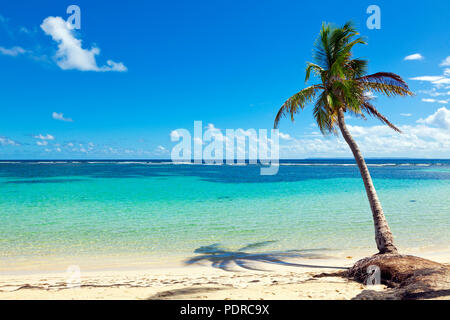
[0, 136, 19, 146]
[410, 54, 450, 87]
[410, 76, 445, 82]
[417, 107, 450, 129]
[155, 145, 169, 155]
[52, 112, 73, 122]
[404, 53, 423, 61]
[279, 132, 292, 140]
[423, 98, 450, 104]
[400, 113, 412, 117]
[278, 107, 450, 158]
[102, 60, 127, 72]
[432, 78, 450, 85]
[36, 141, 48, 146]
[206, 123, 218, 131]
[419, 88, 450, 97]
[440, 56, 450, 67]
[34, 133, 54, 140]
[410, 58, 450, 87]
[0, 46, 26, 56]
[40, 16, 127, 72]
[170, 130, 180, 140]
[364, 91, 377, 99]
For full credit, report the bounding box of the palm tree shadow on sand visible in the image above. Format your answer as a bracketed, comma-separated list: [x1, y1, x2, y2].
[185, 241, 348, 272]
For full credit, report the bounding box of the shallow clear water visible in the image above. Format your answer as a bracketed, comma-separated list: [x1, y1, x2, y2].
[0, 159, 449, 270]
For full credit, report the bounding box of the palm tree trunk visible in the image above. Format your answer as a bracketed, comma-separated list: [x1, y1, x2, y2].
[337, 108, 398, 254]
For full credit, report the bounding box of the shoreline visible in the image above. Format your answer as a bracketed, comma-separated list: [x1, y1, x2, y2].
[2, 244, 449, 274]
[1, 248, 448, 300]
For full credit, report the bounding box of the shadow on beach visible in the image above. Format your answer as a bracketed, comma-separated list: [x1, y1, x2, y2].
[147, 286, 226, 300]
[185, 241, 348, 272]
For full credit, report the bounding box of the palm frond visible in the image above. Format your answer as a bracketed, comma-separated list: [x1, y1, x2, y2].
[361, 101, 402, 132]
[274, 85, 323, 128]
[346, 58, 368, 78]
[313, 92, 338, 134]
[329, 21, 357, 60]
[313, 104, 333, 134]
[358, 72, 413, 93]
[347, 108, 367, 120]
[332, 79, 364, 113]
[305, 62, 324, 83]
[313, 23, 332, 69]
[360, 82, 412, 97]
[329, 37, 366, 79]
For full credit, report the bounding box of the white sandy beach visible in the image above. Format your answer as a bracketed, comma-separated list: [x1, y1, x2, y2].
[1, 248, 448, 300]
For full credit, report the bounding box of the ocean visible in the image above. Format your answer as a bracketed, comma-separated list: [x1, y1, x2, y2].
[0, 159, 449, 272]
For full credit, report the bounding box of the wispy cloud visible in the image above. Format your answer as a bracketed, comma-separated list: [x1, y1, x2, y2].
[404, 53, 423, 61]
[34, 133, 54, 140]
[433, 78, 450, 85]
[52, 112, 73, 122]
[421, 98, 448, 104]
[419, 88, 450, 97]
[40, 16, 127, 72]
[279, 132, 292, 140]
[410, 56, 450, 89]
[170, 130, 181, 140]
[0, 136, 19, 146]
[0, 46, 26, 56]
[0, 13, 14, 38]
[36, 140, 48, 146]
[440, 56, 450, 67]
[411, 76, 445, 82]
[154, 145, 169, 155]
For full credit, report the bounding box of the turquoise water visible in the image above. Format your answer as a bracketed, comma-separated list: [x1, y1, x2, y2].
[0, 160, 449, 270]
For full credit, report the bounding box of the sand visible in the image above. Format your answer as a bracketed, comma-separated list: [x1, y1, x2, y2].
[1, 249, 448, 300]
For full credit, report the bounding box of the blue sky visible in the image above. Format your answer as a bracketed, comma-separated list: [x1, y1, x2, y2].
[0, 0, 449, 159]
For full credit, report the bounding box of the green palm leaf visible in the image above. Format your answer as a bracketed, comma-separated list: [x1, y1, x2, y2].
[274, 22, 412, 134]
[274, 85, 323, 128]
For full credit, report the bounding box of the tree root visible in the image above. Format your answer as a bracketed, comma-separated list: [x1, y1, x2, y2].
[346, 254, 450, 300]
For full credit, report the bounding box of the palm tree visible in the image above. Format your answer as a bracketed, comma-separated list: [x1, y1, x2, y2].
[274, 22, 413, 254]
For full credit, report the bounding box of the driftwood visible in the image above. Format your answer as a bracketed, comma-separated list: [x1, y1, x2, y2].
[346, 254, 450, 300]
